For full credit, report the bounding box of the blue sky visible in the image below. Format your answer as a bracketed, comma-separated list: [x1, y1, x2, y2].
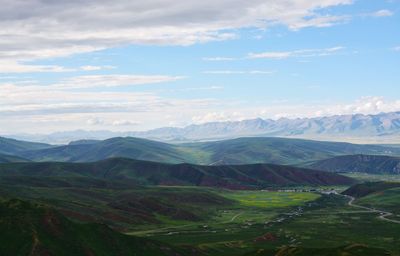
[0, 0, 399, 134]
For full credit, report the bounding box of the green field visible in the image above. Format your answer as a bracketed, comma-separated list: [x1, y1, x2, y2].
[144, 193, 399, 256]
[1, 175, 400, 255]
[356, 187, 400, 217]
[344, 172, 400, 182]
[221, 191, 320, 208]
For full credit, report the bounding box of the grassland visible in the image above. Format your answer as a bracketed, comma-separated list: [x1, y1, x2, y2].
[129, 190, 319, 256]
[220, 191, 320, 208]
[139, 192, 398, 256]
[0, 199, 183, 256]
[1, 181, 397, 255]
[344, 172, 400, 182]
[355, 186, 400, 221]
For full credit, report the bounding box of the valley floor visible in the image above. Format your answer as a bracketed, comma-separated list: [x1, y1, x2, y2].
[131, 190, 400, 256]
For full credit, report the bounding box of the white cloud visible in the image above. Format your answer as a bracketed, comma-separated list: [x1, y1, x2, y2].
[87, 117, 105, 125]
[368, 9, 394, 17]
[0, 77, 219, 133]
[0, 74, 187, 116]
[55, 75, 184, 89]
[112, 120, 140, 126]
[203, 70, 275, 75]
[80, 65, 116, 71]
[394, 46, 400, 51]
[192, 112, 244, 124]
[190, 97, 400, 124]
[0, 0, 353, 69]
[288, 15, 350, 30]
[2, 79, 400, 134]
[202, 57, 237, 61]
[315, 97, 400, 117]
[248, 46, 345, 59]
[0, 62, 76, 74]
[180, 86, 224, 91]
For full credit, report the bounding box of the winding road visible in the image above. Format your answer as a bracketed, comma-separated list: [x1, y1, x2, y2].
[343, 195, 400, 224]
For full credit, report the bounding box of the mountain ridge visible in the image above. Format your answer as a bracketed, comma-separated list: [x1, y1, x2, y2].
[4, 136, 400, 166]
[0, 157, 355, 189]
[6, 111, 400, 144]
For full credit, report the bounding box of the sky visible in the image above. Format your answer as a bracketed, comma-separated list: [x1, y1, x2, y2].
[0, 0, 399, 134]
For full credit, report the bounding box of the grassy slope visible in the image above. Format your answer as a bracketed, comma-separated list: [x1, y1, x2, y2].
[308, 154, 400, 174]
[0, 199, 183, 256]
[14, 136, 400, 165]
[343, 182, 400, 217]
[189, 137, 400, 165]
[0, 137, 52, 155]
[0, 158, 355, 189]
[0, 185, 395, 256]
[356, 187, 400, 215]
[243, 245, 391, 256]
[342, 182, 400, 198]
[149, 193, 396, 256]
[21, 137, 188, 163]
[0, 184, 234, 231]
[0, 153, 29, 163]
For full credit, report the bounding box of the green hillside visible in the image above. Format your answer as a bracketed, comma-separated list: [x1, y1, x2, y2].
[343, 182, 400, 218]
[0, 158, 355, 189]
[21, 137, 188, 163]
[0, 198, 183, 256]
[0, 185, 233, 231]
[308, 154, 400, 174]
[243, 244, 391, 256]
[16, 136, 400, 165]
[342, 181, 400, 198]
[190, 137, 400, 166]
[0, 137, 52, 156]
[0, 153, 29, 163]
[357, 187, 400, 216]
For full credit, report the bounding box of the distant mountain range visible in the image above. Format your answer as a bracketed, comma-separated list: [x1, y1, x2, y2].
[2, 136, 400, 166]
[6, 112, 400, 144]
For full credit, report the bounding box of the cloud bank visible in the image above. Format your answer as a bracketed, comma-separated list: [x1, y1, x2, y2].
[0, 0, 353, 72]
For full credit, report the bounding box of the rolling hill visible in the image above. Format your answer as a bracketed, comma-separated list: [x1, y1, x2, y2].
[342, 182, 400, 221]
[0, 198, 183, 256]
[0, 184, 233, 231]
[354, 186, 400, 216]
[342, 182, 400, 198]
[309, 155, 400, 174]
[15, 136, 400, 165]
[190, 137, 400, 166]
[20, 137, 188, 163]
[0, 137, 53, 156]
[0, 153, 28, 163]
[0, 158, 354, 189]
